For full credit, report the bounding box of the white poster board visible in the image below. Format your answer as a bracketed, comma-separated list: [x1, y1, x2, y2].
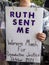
[6, 7, 43, 63]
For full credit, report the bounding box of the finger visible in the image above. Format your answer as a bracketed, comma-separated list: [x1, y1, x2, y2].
[38, 35, 46, 38]
[36, 33, 46, 38]
[37, 36, 46, 41]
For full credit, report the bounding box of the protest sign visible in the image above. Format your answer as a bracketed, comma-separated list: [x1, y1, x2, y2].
[6, 7, 43, 63]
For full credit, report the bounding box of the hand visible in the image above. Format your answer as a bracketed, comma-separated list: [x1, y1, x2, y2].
[36, 33, 46, 42]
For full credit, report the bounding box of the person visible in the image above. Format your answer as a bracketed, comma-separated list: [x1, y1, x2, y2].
[1, 0, 49, 65]
[8, 0, 48, 65]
